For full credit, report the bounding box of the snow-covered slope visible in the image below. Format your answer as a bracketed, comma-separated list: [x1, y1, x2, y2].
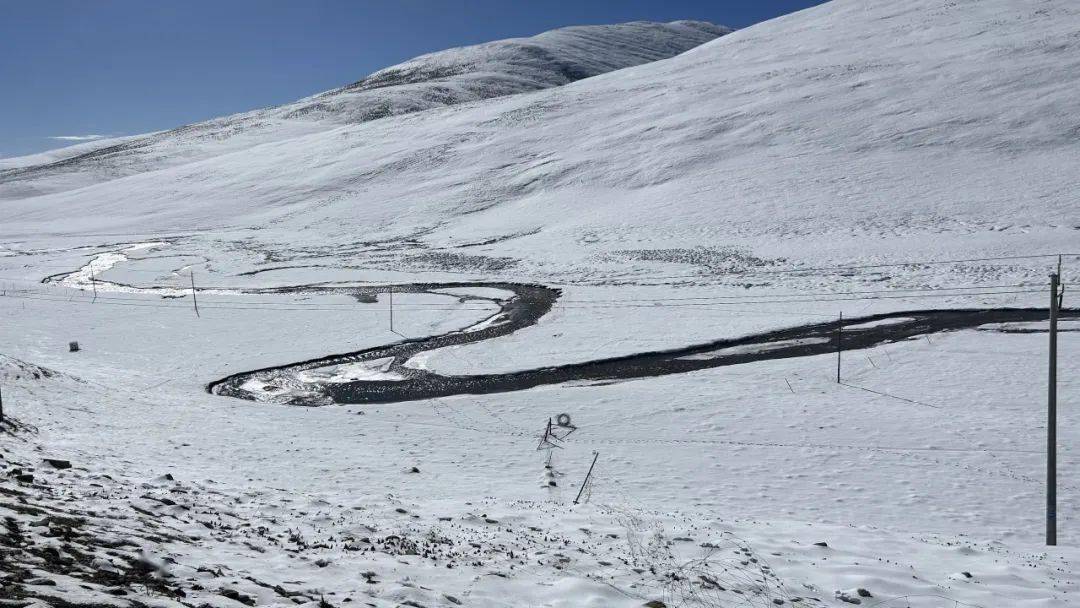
[0, 20, 727, 200]
[3, 0, 1075, 279]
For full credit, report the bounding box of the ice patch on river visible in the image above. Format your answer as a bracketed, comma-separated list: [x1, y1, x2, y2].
[297, 357, 404, 383]
[977, 319, 1080, 332]
[236, 376, 329, 405]
[236, 357, 405, 403]
[53, 241, 239, 297]
[679, 337, 831, 360]
[239, 377, 294, 397]
[403, 350, 436, 370]
[57, 242, 166, 292]
[464, 312, 510, 333]
[431, 287, 515, 300]
[844, 317, 917, 330]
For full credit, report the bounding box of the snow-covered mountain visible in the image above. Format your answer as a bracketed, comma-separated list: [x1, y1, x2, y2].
[0, 20, 728, 199]
[2, 0, 1075, 278]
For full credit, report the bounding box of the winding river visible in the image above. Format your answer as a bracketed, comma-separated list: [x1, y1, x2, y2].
[39, 243, 1070, 406]
[208, 281, 1075, 406]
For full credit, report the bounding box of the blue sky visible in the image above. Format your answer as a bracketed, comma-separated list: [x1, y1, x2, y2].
[0, 0, 826, 158]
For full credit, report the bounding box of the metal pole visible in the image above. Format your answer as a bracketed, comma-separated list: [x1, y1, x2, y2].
[574, 452, 599, 505]
[836, 311, 843, 383]
[190, 271, 200, 318]
[1047, 271, 1059, 546]
[537, 417, 557, 451]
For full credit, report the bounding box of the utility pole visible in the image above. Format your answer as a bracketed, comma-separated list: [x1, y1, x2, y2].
[0, 384, 4, 425]
[90, 263, 97, 303]
[836, 311, 843, 383]
[1047, 268, 1060, 545]
[388, 285, 394, 333]
[574, 452, 599, 505]
[190, 271, 200, 318]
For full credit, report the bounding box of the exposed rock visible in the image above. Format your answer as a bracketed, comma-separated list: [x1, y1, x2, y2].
[221, 588, 257, 606]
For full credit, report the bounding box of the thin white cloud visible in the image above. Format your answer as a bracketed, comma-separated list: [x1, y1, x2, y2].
[49, 134, 108, 141]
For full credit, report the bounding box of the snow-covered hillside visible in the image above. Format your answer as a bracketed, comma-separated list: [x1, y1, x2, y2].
[2, 0, 1077, 280]
[0, 20, 727, 199]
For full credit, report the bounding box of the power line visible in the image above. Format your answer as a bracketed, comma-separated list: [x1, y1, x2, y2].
[0, 289, 1050, 318]
[9, 284, 1034, 308]
[1, 287, 495, 308]
[552, 289, 1045, 309]
[8, 268, 207, 275]
[559, 283, 1041, 304]
[839, 382, 941, 409]
[0, 291, 501, 312]
[5, 251, 1075, 286]
[5, 285, 1052, 309]
[0, 291, 480, 313]
[0, 281, 504, 307]
[0, 277, 1050, 306]
[594, 252, 1080, 282]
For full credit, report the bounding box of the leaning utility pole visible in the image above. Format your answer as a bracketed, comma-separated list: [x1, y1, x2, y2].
[574, 452, 599, 505]
[190, 271, 200, 318]
[836, 311, 843, 383]
[1047, 268, 1060, 546]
